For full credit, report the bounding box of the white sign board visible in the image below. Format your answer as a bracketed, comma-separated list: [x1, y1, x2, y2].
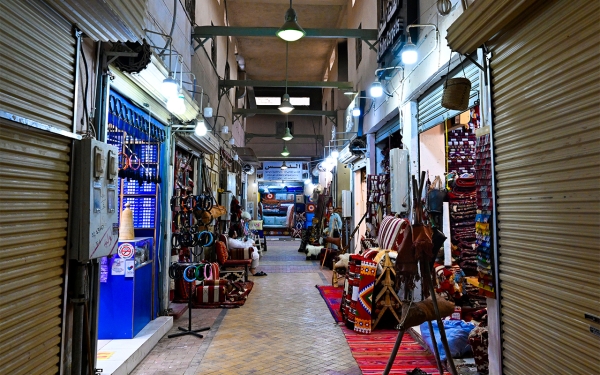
[262, 161, 303, 181]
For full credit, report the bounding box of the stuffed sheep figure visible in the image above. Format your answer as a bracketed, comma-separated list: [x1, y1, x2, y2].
[305, 244, 324, 260]
[333, 253, 350, 271]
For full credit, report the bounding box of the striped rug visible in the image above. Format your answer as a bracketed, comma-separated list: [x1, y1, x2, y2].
[341, 327, 450, 375]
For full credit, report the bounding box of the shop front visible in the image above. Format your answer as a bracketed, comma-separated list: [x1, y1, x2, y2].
[99, 87, 169, 339]
[257, 161, 308, 237]
[0, 1, 79, 373]
[446, 1, 600, 373]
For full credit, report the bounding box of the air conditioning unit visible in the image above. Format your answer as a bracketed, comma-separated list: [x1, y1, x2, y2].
[338, 143, 360, 165]
[342, 190, 352, 218]
[390, 148, 409, 213]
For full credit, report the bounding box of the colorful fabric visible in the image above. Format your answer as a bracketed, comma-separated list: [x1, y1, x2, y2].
[195, 285, 226, 304]
[342, 327, 450, 375]
[354, 259, 376, 334]
[316, 285, 343, 322]
[215, 241, 228, 263]
[377, 216, 409, 251]
[230, 247, 253, 260]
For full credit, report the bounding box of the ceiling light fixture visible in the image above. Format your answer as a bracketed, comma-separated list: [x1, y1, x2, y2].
[167, 91, 186, 114]
[162, 75, 178, 98]
[281, 143, 290, 156]
[279, 42, 295, 114]
[281, 160, 288, 170]
[195, 117, 207, 136]
[401, 36, 418, 65]
[401, 24, 439, 65]
[276, 0, 305, 42]
[369, 81, 383, 98]
[282, 125, 293, 141]
[352, 107, 361, 117]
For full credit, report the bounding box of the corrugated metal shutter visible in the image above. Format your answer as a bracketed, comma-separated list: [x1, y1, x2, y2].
[0, 121, 71, 375]
[446, 0, 538, 55]
[489, 1, 600, 374]
[417, 62, 480, 133]
[47, 0, 148, 42]
[0, 0, 75, 133]
[375, 118, 399, 144]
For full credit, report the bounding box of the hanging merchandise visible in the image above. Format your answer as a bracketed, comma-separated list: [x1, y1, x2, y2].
[474, 126, 495, 298]
[366, 174, 390, 234]
[441, 55, 472, 111]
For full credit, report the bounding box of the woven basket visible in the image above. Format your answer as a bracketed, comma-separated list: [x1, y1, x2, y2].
[442, 77, 471, 110]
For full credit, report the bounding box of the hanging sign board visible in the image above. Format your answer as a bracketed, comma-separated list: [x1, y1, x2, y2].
[262, 161, 303, 181]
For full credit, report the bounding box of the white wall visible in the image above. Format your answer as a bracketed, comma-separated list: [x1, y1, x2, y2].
[419, 123, 446, 179]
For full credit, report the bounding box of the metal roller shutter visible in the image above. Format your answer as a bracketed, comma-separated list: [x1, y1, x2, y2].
[0, 0, 75, 133]
[0, 121, 71, 375]
[489, 1, 600, 374]
[417, 62, 480, 133]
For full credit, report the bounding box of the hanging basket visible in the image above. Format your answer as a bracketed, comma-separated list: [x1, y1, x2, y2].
[442, 77, 471, 111]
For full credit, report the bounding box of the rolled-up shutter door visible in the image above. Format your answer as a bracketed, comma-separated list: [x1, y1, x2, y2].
[0, 0, 75, 133]
[489, 1, 600, 374]
[417, 62, 480, 133]
[0, 121, 71, 375]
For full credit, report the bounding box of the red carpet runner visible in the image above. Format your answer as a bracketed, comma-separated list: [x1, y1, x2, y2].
[318, 285, 449, 375]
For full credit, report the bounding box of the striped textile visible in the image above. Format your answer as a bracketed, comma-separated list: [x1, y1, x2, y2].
[377, 216, 409, 251]
[195, 285, 226, 304]
[229, 247, 253, 260]
[342, 327, 450, 375]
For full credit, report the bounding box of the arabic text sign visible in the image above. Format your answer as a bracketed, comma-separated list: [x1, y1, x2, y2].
[262, 161, 303, 181]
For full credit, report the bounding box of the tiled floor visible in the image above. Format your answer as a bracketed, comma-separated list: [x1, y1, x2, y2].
[131, 239, 360, 375]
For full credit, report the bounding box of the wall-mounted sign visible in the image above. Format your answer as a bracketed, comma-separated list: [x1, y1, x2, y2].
[377, 0, 417, 64]
[261, 161, 303, 181]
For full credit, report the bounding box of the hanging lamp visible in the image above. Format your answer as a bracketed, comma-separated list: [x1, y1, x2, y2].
[276, 0, 305, 42]
[401, 35, 418, 65]
[281, 143, 290, 156]
[279, 42, 295, 114]
[281, 160, 288, 170]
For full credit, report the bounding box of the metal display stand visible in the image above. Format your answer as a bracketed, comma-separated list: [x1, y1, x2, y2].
[168, 264, 210, 339]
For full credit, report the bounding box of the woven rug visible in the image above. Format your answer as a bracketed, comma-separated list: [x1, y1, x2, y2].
[341, 327, 450, 374]
[316, 285, 343, 323]
[322, 286, 449, 374]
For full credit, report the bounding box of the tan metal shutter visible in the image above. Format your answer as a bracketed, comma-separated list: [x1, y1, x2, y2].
[0, 121, 71, 375]
[489, 1, 600, 374]
[418, 62, 480, 133]
[0, 0, 75, 133]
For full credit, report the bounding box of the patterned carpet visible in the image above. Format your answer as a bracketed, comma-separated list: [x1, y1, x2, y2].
[342, 328, 449, 375]
[316, 285, 343, 323]
[319, 286, 449, 375]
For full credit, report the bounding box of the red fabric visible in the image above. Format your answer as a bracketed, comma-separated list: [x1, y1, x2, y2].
[223, 259, 251, 266]
[230, 247, 254, 260]
[215, 241, 229, 264]
[377, 216, 409, 251]
[195, 285, 226, 304]
[203, 279, 229, 286]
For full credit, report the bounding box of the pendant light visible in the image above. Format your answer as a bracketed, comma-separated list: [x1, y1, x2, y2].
[277, 0, 305, 42]
[401, 35, 418, 65]
[281, 160, 288, 170]
[370, 81, 383, 98]
[281, 143, 290, 156]
[194, 117, 207, 136]
[279, 42, 294, 114]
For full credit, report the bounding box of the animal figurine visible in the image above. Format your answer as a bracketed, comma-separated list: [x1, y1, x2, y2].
[305, 244, 324, 260]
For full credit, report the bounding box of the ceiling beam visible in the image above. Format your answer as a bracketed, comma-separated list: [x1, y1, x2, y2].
[233, 108, 337, 116]
[220, 80, 353, 89]
[193, 26, 378, 40]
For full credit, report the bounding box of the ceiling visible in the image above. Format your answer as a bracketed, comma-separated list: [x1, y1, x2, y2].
[225, 0, 347, 84]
